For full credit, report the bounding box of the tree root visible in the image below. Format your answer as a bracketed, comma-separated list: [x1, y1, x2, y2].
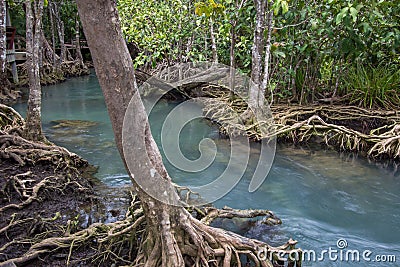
[200, 93, 400, 160]
[0, 132, 89, 170]
[16, 60, 90, 87]
[0, 193, 300, 267]
[130, 206, 300, 267]
[0, 104, 24, 131]
[0, 103, 302, 266]
[200, 206, 282, 226]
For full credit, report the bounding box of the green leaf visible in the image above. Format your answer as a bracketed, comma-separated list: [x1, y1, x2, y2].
[336, 7, 349, 25]
[281, 1, 289, 14]
[349, 7, 358, 23]
[273, 51, 286, 58]
[359, 22, 371, 33]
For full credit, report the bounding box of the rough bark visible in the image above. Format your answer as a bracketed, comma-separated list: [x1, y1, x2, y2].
[229, 0, 246, 98]
[41, 31, 60, 64]
[48, 0, 57, 66]
[52, 2, 66, 64]
[76, 1, 187, 265]
[229, 9, 236, 98]
[0, 0, 5, 73]
[74, 14, 84, 65]
[209, 17, 218, 64]
[261, 8, 273, 100]
[0, 0, 9, 93]
[23, 0, 45, 142]
[249, 0, 266, 109]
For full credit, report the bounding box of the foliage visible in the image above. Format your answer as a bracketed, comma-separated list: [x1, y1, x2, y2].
[6, 0, 400, 108]
[194, 0, 225, 17]
[344, 62, 400, 109]
[118, 0, 195, 67]
[7, 0, 397, 108]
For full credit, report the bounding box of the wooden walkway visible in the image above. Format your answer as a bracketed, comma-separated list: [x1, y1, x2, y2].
[5, 24, 88, 84]
[6, 26, 18, 83]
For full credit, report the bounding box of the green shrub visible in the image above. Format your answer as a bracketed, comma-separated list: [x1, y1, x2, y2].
[343, 63, 400, 109]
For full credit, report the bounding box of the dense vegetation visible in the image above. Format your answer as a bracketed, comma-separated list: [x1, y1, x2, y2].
[118, 0, 400, 108]
[1, 1, 400, 266]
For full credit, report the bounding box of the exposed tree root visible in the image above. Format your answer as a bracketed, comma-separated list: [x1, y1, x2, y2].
[1, 105, 89, 170]
[0, 191, 300, 266]
[0, 104, 24, 130]
[1, 103, 301, 266]
[200, 206, 282, 226]
[200, 93, 400, 160]
[16, 60, 90, 87]
[129, 206, 300, 267]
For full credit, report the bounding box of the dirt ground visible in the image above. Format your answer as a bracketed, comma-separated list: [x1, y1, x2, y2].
[0, 158, 131, 266]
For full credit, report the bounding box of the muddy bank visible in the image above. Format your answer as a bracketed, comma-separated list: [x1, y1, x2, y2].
[0, 103, 132, 265]
[0, 157, 133, 266]
[17, 61, 91, 87]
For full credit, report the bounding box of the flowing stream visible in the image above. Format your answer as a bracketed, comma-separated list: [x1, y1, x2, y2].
[13, 73, 400, 266]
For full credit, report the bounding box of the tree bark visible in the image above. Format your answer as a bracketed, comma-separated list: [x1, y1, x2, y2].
[76, 1, 185, 265]
[209, 17, 218, 64]
[52, 2, 66, 64]
[48, 0, 57, 66]
[0, 0, 9, 97]
[23, 0, 45, 142]
[0, 0, 6, 73]
[229, 0, 247, 99]
[0, 1, 15, 102]
[261, 8, 273, 101]
[74, 14, 84, 66]
[249, 0, 266, 109]
[41, 31, 60, 64]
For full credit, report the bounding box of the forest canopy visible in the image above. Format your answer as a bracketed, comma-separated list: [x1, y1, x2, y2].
[118, 0, 400, 108]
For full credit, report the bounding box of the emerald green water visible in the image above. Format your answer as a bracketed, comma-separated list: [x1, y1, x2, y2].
[13, 73, 399, 266]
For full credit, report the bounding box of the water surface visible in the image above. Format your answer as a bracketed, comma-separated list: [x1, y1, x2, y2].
[14, 73, 400, 266]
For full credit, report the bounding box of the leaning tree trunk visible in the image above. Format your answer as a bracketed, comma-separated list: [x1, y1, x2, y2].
[249, 0, 266, 110]
[23, 0, 45, 142]
[76, 1, 289, 266]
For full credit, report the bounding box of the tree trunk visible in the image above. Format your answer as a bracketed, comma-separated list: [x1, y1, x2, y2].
[76, 1, 289, 266]
[229, 19, 236, 99]
[23, 0, 45, 142]
[0, 0, 9, 96]
[74, 14, 84, 66]
[209, 17, 218, 64]
[48, 0, 57, 66]
[249, 0, 265, 109]
[41, 31, 60, 64]
[52, 2, 66, 64]
[0, 0, 5, 73]
[261, 8, 273, 102]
